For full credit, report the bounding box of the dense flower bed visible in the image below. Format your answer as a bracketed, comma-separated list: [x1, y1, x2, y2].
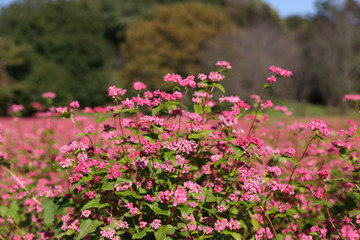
[1, 62, 360, 239]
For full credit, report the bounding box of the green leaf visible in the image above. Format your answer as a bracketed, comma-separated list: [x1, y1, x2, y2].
[311, 200, 332, 207]
[222, 230, 242, 240]
[133, 230, 147, 239]
[144, 136, 155, 144]
[96, 117, 106, 124]
[203, 208, 216, 214]
[213, 83, 225, 93]
[309, 232, 320, 237]
[163, 151, 175, 161]
[0, 157, 10, 169]
[57, 229, 76, 238]
[145, 203, 170, 216]
[114, 108, 137, 114]
[70, 174, 94, 192]
[117, 190, 142, 199]
[311, 134, 324, 142]
[287, 157, 300, 166]
[193, 104, 202, 115]
[102, 182, 117, 191]
[152, 104, 164, 116]
[349, 209, 360, 217]
[232, 146, 243, 158]
[76, 219, 103, 240]
[325, 178, 351, 183]
[155, 225, 177, 240]
[179, 206, 195, 218]
[263, 84, 272, 90]
[43, 198, 57, 225]
[132, 228, 154, 239]
[354, 127, 360, 137]
[204, 106, 212, 114]
[7, 201, 19, 221]
[80, 198, 109, 211]
[188, 130, 213, 139]
[248, 211, 259, 229]
[0, 206, 7, 217]
[205, 189, 217, 202]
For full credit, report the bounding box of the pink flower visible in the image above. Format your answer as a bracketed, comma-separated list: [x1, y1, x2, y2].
[24, 233, 35, 240]
[0, 152, 8, 160]
[317, 170, 329, 180]
[81, 210, 91, 218]
[198, 73, 207, 81]
[281, 147, 296, 157]
[261, 100, 273, 108]
[115, 220, 129, 229]
[56, 107, 68, 114]
[130, 207, 139, 216]
[179, 75, 196, 88]
[341, 225, 359, 240]
[100, 227, 116, 238]
[58, 158, 74, 168]
[274, 105, 292, 116]
[173, 187, 188, 206]
[139, 221, 148, 228]
[344, 216, 352, 224]
[184, 181, 203, 193]
[143, 195, 156, 203]
[216, 60, 232, 70]
[343, 94, 360, 102]
[42, 92, 56, 99]
[108, 85, 126, 98]
[217, 205, 226, 212]
[267, 75, 277, 84]
[164, 73, 182, 83]
[255, 227, 273, 239]
[219, 96, 240, 104]
[203, 226, 213, 235]
[214, 219, 228, 232]
[31, 102, 45, 111]
[268, 65, 292, 77]
[70, 101, 80, 109]
[266, 166, 282, 176]
[7, 104, 24, 114]
[307, 120, 330, 136]
[208, 72, 225, 82]
[83, 191, 97, 199]
[279, 203, 291, 213]
[151, 219, 161, 230]
[133, 81, 147, 91]
[158, 190, 173, 204]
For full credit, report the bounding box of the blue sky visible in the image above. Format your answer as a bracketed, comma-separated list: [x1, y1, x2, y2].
[0, 0, 14, 7]
[0, 0, 318, 17]
[262, 0, 318, 17]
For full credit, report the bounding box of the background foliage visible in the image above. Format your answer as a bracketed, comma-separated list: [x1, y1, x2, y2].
[0, 0, 360, 115]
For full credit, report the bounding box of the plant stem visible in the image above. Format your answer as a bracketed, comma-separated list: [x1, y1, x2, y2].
[247, 89, 267, 137]
[280, 138, 313, 205]
[7, 168, 42, 207]
[325, 183, 342, 237]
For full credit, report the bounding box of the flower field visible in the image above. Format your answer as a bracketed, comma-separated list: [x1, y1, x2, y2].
[1, 62, 360, 240]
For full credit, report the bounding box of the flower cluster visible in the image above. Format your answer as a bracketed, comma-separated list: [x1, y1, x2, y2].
[108, 85, 127, 98]
[2, 61, 360, 240]
[307, 120, 331, 136]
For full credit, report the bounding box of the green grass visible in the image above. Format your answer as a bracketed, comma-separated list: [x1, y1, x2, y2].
[266, 99, 358, 117]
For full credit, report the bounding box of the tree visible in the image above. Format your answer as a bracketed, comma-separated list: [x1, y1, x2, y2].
[121, 2, 230, 90]
[0, 0, 113, 108]
[296, 0, 360, 109]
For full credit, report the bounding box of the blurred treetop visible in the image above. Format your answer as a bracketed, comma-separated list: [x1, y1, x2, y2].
[0, 0, 359, 115]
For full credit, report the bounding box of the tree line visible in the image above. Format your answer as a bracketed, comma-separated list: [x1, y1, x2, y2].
[0, 0, 359, 115]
